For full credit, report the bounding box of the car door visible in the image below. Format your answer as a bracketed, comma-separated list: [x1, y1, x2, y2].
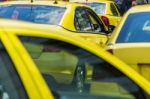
[107, 13, 150, 81]
[74, 7, 108, 47]
[3, 31, 54, 99]
[0, 32, 50, 99]
[10, 30, 150, 99]
[0, 35, 28, 99]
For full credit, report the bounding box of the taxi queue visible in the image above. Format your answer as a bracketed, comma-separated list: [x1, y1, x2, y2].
[0, 0, 150, 99]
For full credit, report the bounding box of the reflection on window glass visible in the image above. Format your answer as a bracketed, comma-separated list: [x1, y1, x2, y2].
[20, 36, 145, 99]
[114, 3, 123, 16]
[110, 3, 118, 16]
[31, 6, 66, 25]
[117, 12, 150, 43]
[0, 42, 27, 99]
[86, 9, 103, 32]
[0, 5, 66, 25]
[75, 8, 93, 31]
[87, 3, 106, 14]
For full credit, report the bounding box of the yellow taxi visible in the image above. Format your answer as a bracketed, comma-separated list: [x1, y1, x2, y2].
[0, 0, 111, 47]
[1, 18, 150, 99]
[70, 0, 122, 28]
[106, 5, 150, 81]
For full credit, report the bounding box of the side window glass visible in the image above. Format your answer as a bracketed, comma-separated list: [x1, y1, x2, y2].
[75, 8, 93, 32]
[110, 3, 118, 16]
[86, 9, 104, 32]
[74, 16, 80, 30]
[114, 3, 123, 16]
[20, 36, 146, 99]
[0, 42, 27, 99]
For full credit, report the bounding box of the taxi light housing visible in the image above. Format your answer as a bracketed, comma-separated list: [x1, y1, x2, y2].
[101, 16, 109, 27]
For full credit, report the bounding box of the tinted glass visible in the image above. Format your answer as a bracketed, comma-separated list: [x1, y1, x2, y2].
[87, 3, 106, 14]
[114, 3, 123, 16]
[117, 12, 150, 43]
[110, 3, 118, 16]
[0, 42, 28, 99]
[0, 5, 66, 25]
[86, 9, 104, 32]
[75, 8, 93, 31]
[19, 36, 146, 99]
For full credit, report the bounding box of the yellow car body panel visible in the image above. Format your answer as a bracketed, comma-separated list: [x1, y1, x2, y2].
[0, 19, 150, 97]
[1, 29, 54, 98]
[106, 5, 150, 81]
[98, 14, 121, 27]
[77, 33, 108, 47]
[0, 1, 108, 46]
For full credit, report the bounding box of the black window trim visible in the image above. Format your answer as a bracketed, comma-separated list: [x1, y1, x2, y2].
[110, 3, 119, 16]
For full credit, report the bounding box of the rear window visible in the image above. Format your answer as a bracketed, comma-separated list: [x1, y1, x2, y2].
[87, 3, 106, 14]
[0, 5, 66, 25]
[117, 12, 150, 43]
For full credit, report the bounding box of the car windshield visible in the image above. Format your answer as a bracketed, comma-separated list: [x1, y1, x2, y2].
[117, 12, 150, 43]
[87, 2, 106, 14]
[0, 5, 66, 25]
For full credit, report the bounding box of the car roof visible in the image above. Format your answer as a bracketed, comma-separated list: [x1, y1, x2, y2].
[70, 0, 114, 3]
[127, 4, 150, 14]
[0, 18, 76, 36]
[0, 0, 86, 7]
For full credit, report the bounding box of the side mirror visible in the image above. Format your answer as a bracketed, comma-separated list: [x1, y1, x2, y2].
[108, 25, 115, 33]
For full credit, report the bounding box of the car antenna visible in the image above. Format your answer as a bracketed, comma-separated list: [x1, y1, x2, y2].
[86, 0, 88, 4]
[54, 0, 58, 4]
